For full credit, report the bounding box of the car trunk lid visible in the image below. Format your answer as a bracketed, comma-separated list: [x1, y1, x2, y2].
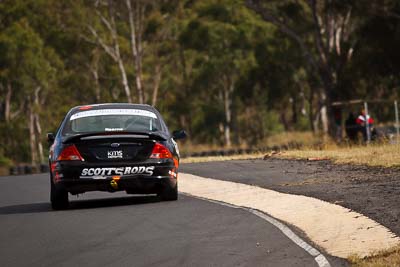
[65, 133, 163, 163]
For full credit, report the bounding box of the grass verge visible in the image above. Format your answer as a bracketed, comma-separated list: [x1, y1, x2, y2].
[349, 245, 400, 267]
[260, 131, 320, 147]
[280, 143, 400, 167]
[180, 153, 263, 164]
[179, 131, 320, 157]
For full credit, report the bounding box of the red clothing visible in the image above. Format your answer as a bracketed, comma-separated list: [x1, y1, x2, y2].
[356, 115, 374, 125]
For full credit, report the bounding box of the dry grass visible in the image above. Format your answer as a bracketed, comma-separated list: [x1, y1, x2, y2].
[280, 143, 400, 167]
[349, 245, 400, 267]
[180, 153, 263, 164]
[179, 133, 400, 167]
[262, 131, 322, 147]
[179, 131, 321, 159]
[179, 142, 229, 156]
[0, 167, 9, 176]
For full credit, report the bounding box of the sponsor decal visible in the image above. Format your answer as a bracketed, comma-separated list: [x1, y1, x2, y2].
[105, 128, 124, 132]
[108, 150, 123, 159]
[70, 109, 157, 120]
[80, 166, 155, 177]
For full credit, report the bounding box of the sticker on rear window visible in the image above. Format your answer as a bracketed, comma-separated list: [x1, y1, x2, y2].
[70, 109, 157, 120]
[105, 128, 123, 132]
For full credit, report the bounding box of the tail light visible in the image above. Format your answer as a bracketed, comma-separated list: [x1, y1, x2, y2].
[151, 143, 179, 179]
[57, 145, 84, 161]
[150, 143, 173, 159]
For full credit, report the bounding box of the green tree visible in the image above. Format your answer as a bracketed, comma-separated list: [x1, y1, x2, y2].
[180, 0, 261, 146]
[0, 18, 62, 165]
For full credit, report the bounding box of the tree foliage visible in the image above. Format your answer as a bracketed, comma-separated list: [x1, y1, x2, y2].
[0, 0, 399, 164]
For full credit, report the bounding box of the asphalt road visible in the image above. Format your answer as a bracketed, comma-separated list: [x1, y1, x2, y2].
[0, 173, 325, 267]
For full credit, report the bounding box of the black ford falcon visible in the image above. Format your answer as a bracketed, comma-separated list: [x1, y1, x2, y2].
[47, 103, 186, 210]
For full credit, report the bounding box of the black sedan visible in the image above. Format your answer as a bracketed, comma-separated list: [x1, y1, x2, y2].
[47, 103, 186, 210]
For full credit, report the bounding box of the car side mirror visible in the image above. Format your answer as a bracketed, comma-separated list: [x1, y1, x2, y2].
[172, 130, 187, 140]
[47, 133, 55, 144]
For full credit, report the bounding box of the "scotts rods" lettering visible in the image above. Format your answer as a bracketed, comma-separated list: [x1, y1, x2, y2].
[81, 166, 155, 177]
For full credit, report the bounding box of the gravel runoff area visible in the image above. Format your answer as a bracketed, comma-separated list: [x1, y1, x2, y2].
[181, 158, 400, 243]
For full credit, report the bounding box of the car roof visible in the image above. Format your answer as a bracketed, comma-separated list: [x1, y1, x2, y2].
[62, 103, 169, 133]
[70, 103, 156, 113]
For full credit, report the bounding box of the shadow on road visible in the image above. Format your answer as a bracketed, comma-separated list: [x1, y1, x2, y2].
[0, 202, 51, 214]
[0, 195, 161, 215]
[69, 195, 160, 210]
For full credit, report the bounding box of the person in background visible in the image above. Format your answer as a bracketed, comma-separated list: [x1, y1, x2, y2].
[356, 108, 374, 141]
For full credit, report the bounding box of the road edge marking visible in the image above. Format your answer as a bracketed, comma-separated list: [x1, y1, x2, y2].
[182, 193, 331, 267]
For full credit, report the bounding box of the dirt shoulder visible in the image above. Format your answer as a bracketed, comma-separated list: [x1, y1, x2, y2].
[181, 158, 400, 237]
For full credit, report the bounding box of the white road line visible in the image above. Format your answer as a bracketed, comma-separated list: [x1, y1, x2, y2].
[185, 194, 331, 267]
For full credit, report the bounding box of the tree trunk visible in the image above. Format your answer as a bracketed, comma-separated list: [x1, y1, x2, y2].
[319, 89, 333, 137]
[135, 61, 144, 104]
[320, 103, 329, 134]
[90, 48, 101, 102]
[126, 0, 144, 104]
[4, 83, 12, 122]
[34, 87, 44, 164]
[291, 96, 297, 126]
[111, 10, 132, 103]
[223, 78, 234, 148]
[313, 111, 320, 133]
[178, 45, 192, 134]
[28, 101, 38, 166]
[89, 65, 101, 103]
[34, 113, 44, 164]
[117, 58, 132, 103]
[151, 64, 162, 106]
[93, 68, 101, 103]
[136, 4, 145, 103]
[307, 85, 316, 133]
[88, 1, 133, 103]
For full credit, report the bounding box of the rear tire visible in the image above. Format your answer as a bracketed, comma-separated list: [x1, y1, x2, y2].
[158, 183, 178, 201]
[50, 176, 69, 210]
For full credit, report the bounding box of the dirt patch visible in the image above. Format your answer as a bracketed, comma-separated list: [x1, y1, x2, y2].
[181, 158, 400, 237]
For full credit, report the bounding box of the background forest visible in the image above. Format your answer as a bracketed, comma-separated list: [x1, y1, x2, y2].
[1, 0, 400, 166]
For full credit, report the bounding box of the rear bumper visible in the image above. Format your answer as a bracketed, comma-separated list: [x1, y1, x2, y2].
[56, 176, 177, 195]
[51, 159, 177, 194]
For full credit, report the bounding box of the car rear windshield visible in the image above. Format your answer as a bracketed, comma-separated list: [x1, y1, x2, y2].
[62, 108, 162, 136]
